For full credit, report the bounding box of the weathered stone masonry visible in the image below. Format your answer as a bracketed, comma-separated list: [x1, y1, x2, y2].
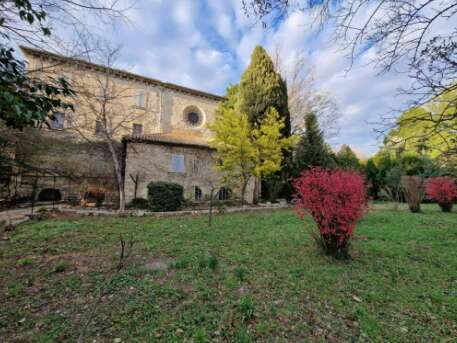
[3, 47, 256, 205]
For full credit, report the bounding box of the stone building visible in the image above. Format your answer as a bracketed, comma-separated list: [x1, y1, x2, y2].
[6, 47, 255, 205]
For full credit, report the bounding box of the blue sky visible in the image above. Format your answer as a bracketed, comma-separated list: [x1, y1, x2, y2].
[87, 0, 412, 157]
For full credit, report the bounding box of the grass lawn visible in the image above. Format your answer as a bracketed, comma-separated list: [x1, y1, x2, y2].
[1, 205, 456, 342]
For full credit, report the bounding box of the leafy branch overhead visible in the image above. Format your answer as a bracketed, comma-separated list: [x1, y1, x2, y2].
[243, 0, 457, 161]
[0, 47, 74, 129]
[0, 0, 74, 129]
[0, 0, 132, 129]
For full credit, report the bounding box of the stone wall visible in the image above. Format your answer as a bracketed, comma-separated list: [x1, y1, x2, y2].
[9, 48, 256, 207]
[3, 128, 119, 204]
[160, 88, 217, 139]
[22, 48, 221, 141]
[124, 142, 255, 203]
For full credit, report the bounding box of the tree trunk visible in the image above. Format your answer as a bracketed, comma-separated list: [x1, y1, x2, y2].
[253, 178, 260, 204]
[241, 178, 249, 208]
[130, 174, 139, 199]
[106, 139, 125, 212]
[208, 188, 214, 226]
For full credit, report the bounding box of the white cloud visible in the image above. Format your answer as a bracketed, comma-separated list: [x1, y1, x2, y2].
[54, 0, 414, 156]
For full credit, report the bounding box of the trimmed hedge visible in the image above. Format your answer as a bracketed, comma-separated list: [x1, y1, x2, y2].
[147, 181, 184, 212]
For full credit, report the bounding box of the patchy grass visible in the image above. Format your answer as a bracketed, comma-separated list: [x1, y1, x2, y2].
[1, 205, 456, 342]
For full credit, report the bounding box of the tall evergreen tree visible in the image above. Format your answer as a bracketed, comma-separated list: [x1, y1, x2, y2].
[294, 112, 335, 173]
[365, 158, 380, 199]
[238, 46, 290, 136]
[337, 145, 361, 170]
[219, 84, 240, 112]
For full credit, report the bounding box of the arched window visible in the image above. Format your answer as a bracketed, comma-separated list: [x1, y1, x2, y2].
[218, 187, 232, 201]
[38, 188, 62, 202]
[194, 186, 202, 201]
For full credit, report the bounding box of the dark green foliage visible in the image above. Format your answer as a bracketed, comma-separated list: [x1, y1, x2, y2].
[147, 181, 184, 212]
[294, 112, 336, 174]
[0, 2, 74, 129]
[336, 144, 361, 170]
[399, 154, 443, 177]
[365, 158, 380, 199]
[238, 46, 290, 136]
[376, 152, 397, 187]
[127, 197, 149, 210]
[399, 154, 425, 176]
[208, 256, 219, 271]
[232, 46, 292, 202]
[197, 255, 219, 271]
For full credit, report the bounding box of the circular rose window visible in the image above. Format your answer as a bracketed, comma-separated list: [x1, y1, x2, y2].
[186, 111, 201, 126]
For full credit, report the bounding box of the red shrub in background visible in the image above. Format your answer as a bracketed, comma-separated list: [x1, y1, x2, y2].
[426, 177, 457, 212]
[293, 167, 368, 258]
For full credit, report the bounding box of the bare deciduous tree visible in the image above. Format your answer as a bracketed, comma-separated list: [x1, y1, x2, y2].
[272, 48, 340, 138]
[243, 0, 457, 152]
[1, 0, 133, 49]
[402, 175, 425, 213]
[68, 44, 147, 212]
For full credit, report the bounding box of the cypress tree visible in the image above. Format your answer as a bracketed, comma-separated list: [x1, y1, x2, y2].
[238, 46, 290, 136]
[294, 112, 335, 173]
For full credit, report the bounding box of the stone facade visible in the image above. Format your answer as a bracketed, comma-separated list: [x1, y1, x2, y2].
[124, 139, 254, 203]
[5, 47, 256, 205]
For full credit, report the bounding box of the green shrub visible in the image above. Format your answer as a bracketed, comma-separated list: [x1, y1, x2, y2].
[127, 197, 149, 210]
[147, 181, 184, 212]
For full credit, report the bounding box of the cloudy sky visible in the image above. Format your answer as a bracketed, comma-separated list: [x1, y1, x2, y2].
[87, 0, 412, 157]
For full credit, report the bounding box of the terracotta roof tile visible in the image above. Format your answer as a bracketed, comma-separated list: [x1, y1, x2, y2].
[123, 132, 212, 149]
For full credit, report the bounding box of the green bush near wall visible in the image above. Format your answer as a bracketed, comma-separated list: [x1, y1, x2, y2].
[147, 181, 184, 212]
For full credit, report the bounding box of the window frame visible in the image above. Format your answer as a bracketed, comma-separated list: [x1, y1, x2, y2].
[136, 90, 146, 108]
[194, 186, 203, 201]
[132, 123, 143, 136]
[50, 112, 65, 130]
[170, 154, 185, 173]
[95, 120, 104, 135]
[183, 106, 203, 128]
[218, 187, 232, 201]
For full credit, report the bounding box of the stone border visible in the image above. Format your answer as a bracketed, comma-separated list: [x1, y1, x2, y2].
[1, 203, 290, 227]
[65, 203, 290, 218]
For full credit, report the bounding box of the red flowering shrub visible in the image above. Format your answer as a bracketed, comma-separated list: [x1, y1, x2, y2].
[426, 177, 457, 212]
[293, 167, 368, 258]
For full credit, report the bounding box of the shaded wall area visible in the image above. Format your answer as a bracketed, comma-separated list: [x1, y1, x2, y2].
[0, 127, 119, 207]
